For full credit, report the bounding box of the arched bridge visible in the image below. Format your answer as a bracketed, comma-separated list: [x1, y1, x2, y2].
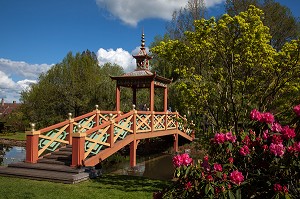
[26, 107, 195, 168]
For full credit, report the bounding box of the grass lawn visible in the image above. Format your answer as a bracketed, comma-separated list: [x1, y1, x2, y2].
[0, 174, 171, 199]
[0, 132, 26, 141]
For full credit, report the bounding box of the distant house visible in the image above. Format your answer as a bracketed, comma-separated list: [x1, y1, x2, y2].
[0, 98, 21, 118]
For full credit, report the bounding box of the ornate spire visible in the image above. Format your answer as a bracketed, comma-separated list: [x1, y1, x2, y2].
[141, 30, 145, 48]
[133, 30, 152, 70]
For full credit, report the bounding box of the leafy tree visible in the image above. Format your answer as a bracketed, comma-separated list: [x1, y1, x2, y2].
[225, 0, 300, 50]
[152, 6, 300, 133]
[20, 51, 124, 128]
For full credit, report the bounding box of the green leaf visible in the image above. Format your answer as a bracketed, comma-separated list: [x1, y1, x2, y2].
[228, 190, 235, 199]
[205, 184, 210, 195]
[235, 189, 241, 199]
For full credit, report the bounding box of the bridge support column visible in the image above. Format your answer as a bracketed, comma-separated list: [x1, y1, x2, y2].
[130, 140, 137, 167]
[25, 127, 40, 163]
[71, 133, 86, 167]
[173, 133, 178, 153]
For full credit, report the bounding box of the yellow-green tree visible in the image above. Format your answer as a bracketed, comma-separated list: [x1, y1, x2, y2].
[152, 6, 300, 133]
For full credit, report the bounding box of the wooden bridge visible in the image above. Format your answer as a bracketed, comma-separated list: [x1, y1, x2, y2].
[26, 107, 194, 166]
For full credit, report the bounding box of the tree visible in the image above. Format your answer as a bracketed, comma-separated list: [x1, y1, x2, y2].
[225, 0, 300, 50]
[152, 6, 300, 133]
[166, 0, 206, 40]
[20, 51, 124, 128]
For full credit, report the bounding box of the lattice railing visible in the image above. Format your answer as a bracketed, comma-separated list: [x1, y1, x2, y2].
[136, 112, 151, 132]
[36, 108, 120, 157]
[83, 111, 133, 159]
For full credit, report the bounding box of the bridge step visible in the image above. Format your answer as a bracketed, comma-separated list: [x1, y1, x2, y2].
[0, 145, 89, 184]
[37, 158, 71, 166]
[8, 162, 84, 173]
[0, 166, 89, 184]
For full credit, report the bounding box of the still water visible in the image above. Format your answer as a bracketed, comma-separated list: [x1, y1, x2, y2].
[0, 145, 174, 180]
[0, 145, 26, 165]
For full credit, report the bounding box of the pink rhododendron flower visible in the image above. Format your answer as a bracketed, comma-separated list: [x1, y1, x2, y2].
[181, 153, 193, 166]
[270, 143, 285, 157]
[228, 157, 234, 164]
[229, 170, 244, 185]
[213, 163, 223, 172]
[293, 104, 300, 117]
[239, 145, 250, 156]
[214, 133, 226, 144]
[262, 129, 269, 140]
[225, 132, 237, 143]
[281, 126, 296, 140]
[272, 135, 283, 144]
[287, 146, 294, 153]
[262, 144, 268, 151]
[260, 112, 275, 124]
[242, 135, 251, 146]
[283, 186, 289, 193]
[172, 154, 183, 167]
[274, 184, 282, 192]
[223, 173, 227, 180]
[293, 142, 300, 152]
[185, 181, 192, 190]
[250, 109, 261, 121]
[271, 122, 282, 133]
[203, 155, 209, 162]
[206, 175, 214, 181]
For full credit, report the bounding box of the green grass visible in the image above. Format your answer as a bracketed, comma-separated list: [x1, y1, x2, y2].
[0, 132, 26, 141]
[0, 174, 171, 199]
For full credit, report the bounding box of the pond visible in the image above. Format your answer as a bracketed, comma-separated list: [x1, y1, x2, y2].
[0, 144, 26, 166]
[0, 145, 175, 181]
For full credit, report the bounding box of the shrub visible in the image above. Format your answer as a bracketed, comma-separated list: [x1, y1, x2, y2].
[161, 105, 300, 198]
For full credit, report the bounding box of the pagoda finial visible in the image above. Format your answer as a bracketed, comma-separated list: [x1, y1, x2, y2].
[133, 29, 152, 70]
[141, 28, 145, 48]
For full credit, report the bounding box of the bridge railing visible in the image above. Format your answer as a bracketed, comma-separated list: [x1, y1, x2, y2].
[25, 107, 194, 166]
[25, 106, 121, 163]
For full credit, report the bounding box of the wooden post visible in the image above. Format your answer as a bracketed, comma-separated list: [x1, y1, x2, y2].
[25, 123, 40, 163]
[95, 105, 100, 126]
[108, 114, 114, 148]
[71, 125, 86, 167]
[130, 107, 137, 167]
[151, 111, 154, 132]
[173, 111, 179, 152]
[173, 133, 178, 153]
[164, 87, 168, 112]
[150, 81, 155, 112]
[67, 113, 73, 145]
[116, 85, 121, 112]
[130, 140, 137, 167]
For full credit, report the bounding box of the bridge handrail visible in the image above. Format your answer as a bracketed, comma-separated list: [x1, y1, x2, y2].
[29, 109, 122, 158]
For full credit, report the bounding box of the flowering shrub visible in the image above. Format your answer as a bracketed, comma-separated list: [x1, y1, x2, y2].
[161, 104, 300, 198]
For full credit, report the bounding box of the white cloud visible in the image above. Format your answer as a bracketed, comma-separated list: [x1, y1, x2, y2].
[0, 59, 51, 103]
[96, 0, 225, 26]
[97, 48, 136, 72]
[0, 58, 52, 80]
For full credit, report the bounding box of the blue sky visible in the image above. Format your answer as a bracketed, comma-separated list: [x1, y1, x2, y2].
[0, 0, 299, 103]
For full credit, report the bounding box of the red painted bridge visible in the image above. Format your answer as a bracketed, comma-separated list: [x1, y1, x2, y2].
[26, 107, 194, 168]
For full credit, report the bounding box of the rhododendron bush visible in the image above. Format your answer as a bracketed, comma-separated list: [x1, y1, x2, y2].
[160, 105, 300, 199]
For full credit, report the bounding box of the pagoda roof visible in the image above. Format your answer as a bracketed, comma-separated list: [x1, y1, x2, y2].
[110, 69, 172, 88]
